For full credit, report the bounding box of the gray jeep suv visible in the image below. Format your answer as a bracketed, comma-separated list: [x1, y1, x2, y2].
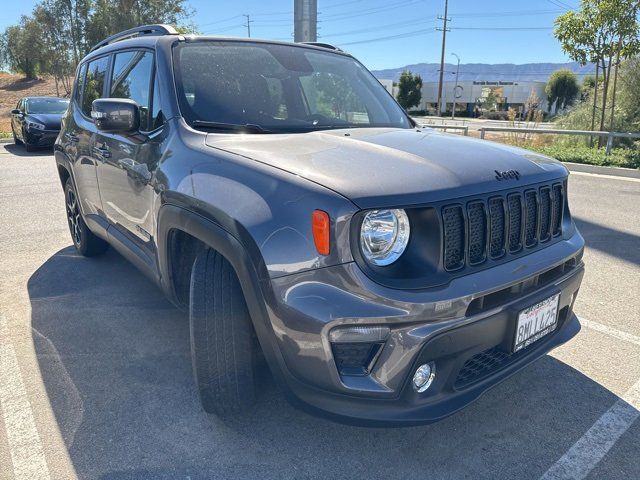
[55, 25, 584, 426]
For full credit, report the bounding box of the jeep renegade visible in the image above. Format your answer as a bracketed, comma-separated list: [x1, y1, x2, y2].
[55, 25, 585, 425]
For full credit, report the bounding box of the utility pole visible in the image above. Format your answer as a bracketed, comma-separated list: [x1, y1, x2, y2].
[436, 0, 450, 117]
[451, 52, 460, 119]
[243, 14, 253, 37]
[294, 0, 318, 42]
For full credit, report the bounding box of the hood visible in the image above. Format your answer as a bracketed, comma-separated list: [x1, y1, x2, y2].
[205, 128, 568, 208]
[27, 113, 63, 130]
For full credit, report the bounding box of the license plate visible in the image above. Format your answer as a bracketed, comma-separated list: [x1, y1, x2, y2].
[513, 293, 560, 352]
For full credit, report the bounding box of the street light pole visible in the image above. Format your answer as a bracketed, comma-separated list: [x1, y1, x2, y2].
[451, 52, 460, 120]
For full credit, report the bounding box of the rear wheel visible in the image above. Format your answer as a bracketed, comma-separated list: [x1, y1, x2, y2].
[64, 178, 109, 257]
[189, 248, 257, 417]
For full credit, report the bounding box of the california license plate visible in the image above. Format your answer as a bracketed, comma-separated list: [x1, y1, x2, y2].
[513, 293, 560, 352]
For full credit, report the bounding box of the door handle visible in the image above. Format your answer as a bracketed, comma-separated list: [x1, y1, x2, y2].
[65, 132, 79, 143]
[93, 145, 111, 159]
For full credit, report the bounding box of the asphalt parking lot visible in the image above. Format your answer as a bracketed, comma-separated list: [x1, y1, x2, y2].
[0, 142, 638, 480]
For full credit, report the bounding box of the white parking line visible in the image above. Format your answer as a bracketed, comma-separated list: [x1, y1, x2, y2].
[540, 378, 640, 480]
[570, 170, 640, 183]
[540, 316, 640, 479]
[0, 314, 51, 480]
[579, 317, 640, 347]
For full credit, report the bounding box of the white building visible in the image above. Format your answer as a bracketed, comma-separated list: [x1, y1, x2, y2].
[380, 79, 550, 115]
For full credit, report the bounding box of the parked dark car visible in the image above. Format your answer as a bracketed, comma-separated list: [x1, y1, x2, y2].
[11, 96, 69, 151]
[55, 25, 585, 426]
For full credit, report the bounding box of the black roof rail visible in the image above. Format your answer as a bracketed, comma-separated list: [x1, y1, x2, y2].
[90, 24, 178, 52]
[301, 42, 343, 52]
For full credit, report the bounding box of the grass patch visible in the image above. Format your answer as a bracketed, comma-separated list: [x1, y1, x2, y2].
[0, 131, 12, 139]
[519, 144, 640, 169]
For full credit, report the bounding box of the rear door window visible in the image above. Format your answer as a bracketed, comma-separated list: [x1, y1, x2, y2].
[82, 56, 109, 117]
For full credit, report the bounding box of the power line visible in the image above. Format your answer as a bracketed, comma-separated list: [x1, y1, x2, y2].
[199, 15, 243, 28]
[339, 28, 437, 46]
[320, 0, 421, 21]
[322, 17, 438, 39]
[451, 9, 563, 18]
[202, 24, 246, 35]
[451, 27, 554, 30]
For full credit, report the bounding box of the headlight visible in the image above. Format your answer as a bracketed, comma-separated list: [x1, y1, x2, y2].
[27, 121, 45, 131]
[360, 209, 410, 266]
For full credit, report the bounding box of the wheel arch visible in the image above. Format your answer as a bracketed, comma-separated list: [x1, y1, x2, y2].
[157, 203, 292, 390]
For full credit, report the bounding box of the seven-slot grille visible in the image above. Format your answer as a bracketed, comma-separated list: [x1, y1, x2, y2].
[442, 182, 565, 271]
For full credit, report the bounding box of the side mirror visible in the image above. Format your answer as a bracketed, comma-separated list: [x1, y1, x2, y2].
[91, 98, 139, 133]
[11, 109, 22, 115]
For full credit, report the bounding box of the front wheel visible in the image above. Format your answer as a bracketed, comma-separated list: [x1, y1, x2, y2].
[189, 248, 257, 417]
[12, 125, 23, 145]
[64, 178, 109, 256]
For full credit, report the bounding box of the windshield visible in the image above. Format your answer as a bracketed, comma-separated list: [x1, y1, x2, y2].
[173, 41, 412, 133]
[25, 98, 69, 115]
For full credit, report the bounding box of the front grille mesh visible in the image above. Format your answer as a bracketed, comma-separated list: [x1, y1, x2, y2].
[488, 198, 506, 258]
[467, 202, 487, 264]
[455, 347, 512, 388]
[443, 205, 465, 270]
[442, 182, 564, 271]
[524, 190, 538, 247]
[539, 187, 552, 242]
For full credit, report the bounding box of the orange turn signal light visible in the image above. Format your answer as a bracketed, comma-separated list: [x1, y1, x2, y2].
[312, 210, 330, 256]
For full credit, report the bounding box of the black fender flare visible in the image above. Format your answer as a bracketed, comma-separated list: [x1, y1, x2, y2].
[156, 203, 293, 391]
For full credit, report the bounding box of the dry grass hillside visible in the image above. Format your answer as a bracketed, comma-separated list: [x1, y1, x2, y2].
[0, 74, 65, 134]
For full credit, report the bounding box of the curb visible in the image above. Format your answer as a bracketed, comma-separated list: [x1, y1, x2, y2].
[564, 162, 640, 179]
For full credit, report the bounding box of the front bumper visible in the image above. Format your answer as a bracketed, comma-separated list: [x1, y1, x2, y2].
[24, 129, 59, 147]
[261, 231, 584, 426]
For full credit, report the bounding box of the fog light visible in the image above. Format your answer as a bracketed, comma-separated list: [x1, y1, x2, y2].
[412, 362, 436, 392]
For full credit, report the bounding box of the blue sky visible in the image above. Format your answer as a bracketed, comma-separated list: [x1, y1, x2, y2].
[0, 0, 578, 70]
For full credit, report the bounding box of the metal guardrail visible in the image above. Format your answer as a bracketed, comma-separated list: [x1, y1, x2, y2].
[478, 127, 640, 155]
[423, 124, 469, 136]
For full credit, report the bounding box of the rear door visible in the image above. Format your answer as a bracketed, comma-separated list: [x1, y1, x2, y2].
[71, 56, 110, 217]
[94, 49, 164, 263]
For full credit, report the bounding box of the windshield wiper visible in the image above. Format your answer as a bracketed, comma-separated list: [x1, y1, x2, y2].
[190, 120, 272, 134]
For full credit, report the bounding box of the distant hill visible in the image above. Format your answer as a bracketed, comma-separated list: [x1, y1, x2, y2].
[371, 62, 597, 83]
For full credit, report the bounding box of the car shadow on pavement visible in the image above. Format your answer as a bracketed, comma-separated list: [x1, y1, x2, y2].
[2, 143, 53, 157]
[574, 216, 640, 266]
[27, 247, 638, 480]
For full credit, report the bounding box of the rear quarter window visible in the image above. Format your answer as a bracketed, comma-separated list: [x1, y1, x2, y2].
[74, 63, 87, 105]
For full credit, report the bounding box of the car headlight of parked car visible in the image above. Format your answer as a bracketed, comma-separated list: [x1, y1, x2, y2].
[27, 121, 45, 131]
[360, 209, 410, 266]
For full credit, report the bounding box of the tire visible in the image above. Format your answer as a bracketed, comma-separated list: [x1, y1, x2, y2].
[12, 126, 23, 145]
[189, 248, 257, 417]
[21, 128, 35, 151]
[64, 178, 109, 257]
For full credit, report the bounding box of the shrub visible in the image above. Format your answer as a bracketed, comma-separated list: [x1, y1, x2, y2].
[522, 144, 640, 169]
[481, 111, 510, 121]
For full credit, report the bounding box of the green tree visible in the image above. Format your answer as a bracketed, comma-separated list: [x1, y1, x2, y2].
[0, 0, 194, 82]
[555, 0, 640, 140]
[85, 0, 195, 48]
[396, 71, 422, 111]
[0, 16, 45, 79]
[545, 69, 579, 114]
